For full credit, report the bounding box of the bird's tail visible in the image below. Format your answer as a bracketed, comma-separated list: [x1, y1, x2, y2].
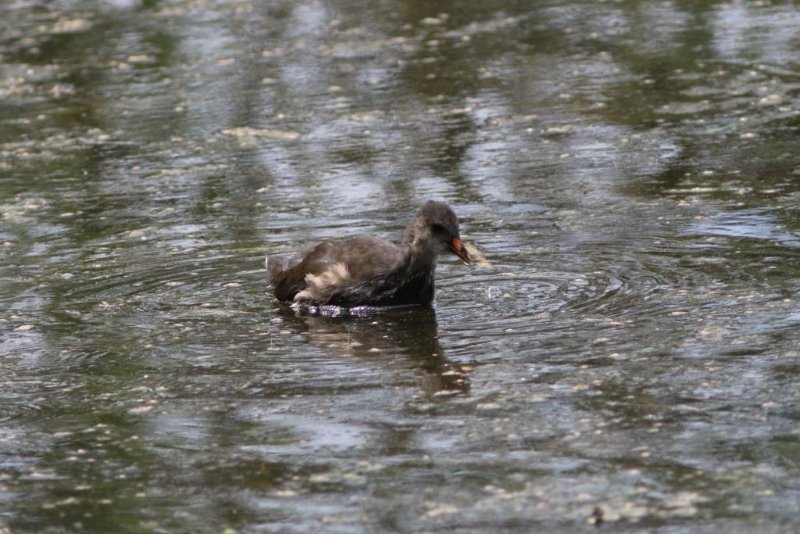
[265, 255, 288, 281]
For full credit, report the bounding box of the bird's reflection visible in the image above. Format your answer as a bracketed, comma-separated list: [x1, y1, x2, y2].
[273, 306, 470, 395]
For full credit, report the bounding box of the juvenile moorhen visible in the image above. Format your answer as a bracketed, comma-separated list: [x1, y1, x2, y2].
[267, 200, 471, 307]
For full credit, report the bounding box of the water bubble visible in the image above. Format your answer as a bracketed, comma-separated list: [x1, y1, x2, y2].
[485, 286, 502, 299]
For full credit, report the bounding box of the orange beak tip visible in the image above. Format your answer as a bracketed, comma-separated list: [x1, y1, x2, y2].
[450, 238, 472, 265]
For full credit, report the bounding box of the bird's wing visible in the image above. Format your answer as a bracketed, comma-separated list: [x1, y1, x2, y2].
[268, 236, 407, 303]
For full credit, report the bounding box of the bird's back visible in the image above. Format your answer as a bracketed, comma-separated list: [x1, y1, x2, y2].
[268, 235, 419, 305]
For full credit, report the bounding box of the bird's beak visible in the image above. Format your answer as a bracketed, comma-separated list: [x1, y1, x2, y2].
[450, 237, 471, 265]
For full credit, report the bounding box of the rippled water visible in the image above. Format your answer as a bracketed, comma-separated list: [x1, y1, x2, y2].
[2, 0, 800, 532]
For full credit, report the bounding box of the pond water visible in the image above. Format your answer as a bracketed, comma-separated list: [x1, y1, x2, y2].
[2, 0, 800, 531]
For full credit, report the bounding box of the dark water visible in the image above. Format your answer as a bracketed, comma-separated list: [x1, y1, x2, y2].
[2, 0, 800, 531]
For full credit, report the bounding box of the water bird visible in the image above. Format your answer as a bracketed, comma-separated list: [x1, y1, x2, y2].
[267, 200, 471, 307]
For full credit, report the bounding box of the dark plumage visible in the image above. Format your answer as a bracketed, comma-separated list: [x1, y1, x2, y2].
[267, 200, 471, 307]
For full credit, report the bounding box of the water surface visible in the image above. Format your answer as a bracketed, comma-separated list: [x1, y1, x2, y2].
[2, 0, 800, 532]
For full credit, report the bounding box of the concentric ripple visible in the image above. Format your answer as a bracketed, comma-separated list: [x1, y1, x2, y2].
[435, 230, 752, 362]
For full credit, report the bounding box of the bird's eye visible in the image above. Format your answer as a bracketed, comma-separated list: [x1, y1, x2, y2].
[431, 223, 447, 235]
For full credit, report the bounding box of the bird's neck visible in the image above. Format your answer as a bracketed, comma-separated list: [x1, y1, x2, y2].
[405, 239, 438, 274]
